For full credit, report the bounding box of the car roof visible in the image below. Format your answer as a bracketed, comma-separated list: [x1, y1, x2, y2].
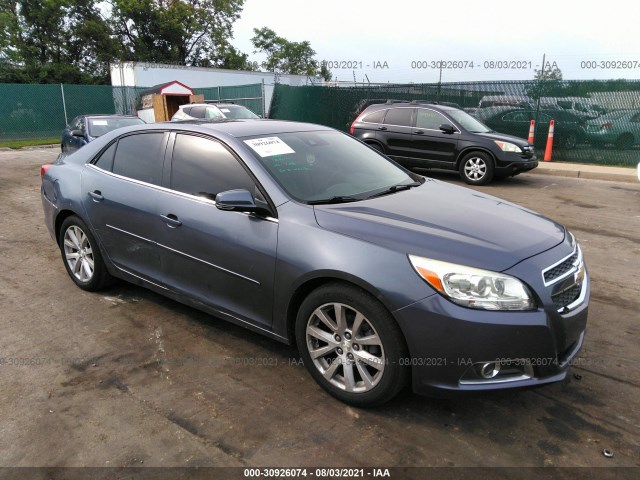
[140, 119, 333, 137]
[364, 102, 460, 112]
[84, 114, 141, 119]
[181, 103, 248, 108]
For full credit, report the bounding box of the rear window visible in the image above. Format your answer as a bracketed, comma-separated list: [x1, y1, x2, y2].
[362, 110, 385, 124]
[112, 133, 165, 185]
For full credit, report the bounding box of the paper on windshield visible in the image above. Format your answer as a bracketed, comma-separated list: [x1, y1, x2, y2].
[244, 137, 295, 157]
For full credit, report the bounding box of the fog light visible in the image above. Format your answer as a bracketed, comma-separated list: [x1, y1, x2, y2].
[479, 362, 501, 379]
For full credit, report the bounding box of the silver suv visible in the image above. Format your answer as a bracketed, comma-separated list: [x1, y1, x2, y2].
[171, 103, 260, 121]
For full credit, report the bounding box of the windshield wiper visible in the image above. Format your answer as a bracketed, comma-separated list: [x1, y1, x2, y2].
[307, 196, 362, 205]
[367, 182, 421, 199]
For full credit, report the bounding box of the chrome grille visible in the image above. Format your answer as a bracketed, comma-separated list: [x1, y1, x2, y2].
[552, 284, 582, 310]
[543, 250, 579, 284]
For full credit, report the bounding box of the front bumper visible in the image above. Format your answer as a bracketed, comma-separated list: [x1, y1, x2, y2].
[393, 242, 588, 396]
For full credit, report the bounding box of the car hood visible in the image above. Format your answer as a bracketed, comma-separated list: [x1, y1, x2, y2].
[474, 131, 530, 145]
[313, 180, 565, 272]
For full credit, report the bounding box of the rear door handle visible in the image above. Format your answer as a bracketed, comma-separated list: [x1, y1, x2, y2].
[377, 126, 387, 131]
[414, 130, 424, 134]
[88, 190, 104, 202]
[160, 214, 182, 228]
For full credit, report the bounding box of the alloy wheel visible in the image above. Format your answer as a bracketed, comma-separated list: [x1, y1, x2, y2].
[63, 225, 95, 282]
[305, 302, 385, 393]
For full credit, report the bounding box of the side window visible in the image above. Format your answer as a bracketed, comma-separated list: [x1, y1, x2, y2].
[190, 106, 206, 118]
[181, 107, 192, 116]
[94, 142, 117, 171]
[205, 107, 225, 120]
[112, 133, 165, 185]
[171, 134, 256, 200]
[362, 110, 385, 124]
[503, 112, 529, 122]
[416, 109, 449, 130]
[383, 108, 414, 127]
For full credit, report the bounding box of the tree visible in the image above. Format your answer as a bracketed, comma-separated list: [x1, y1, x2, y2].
[110, 0, 248, 68]
[251, 27, 330, 79]
[526, 62, 564, 100]
[1, 0, 117, 83]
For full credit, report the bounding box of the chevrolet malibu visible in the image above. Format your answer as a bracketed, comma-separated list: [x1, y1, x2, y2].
[40, 120, 589, 406]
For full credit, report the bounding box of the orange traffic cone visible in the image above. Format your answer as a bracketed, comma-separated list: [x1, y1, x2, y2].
[544, 120, 554, 162]
[528, 120, 535, 144]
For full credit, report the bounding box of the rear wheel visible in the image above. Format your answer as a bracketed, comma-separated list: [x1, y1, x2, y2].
[367, 142, 384, 153]
[459, 151, 494, 185]
[59, 216, 112, 291]
[561, 132, 578, 149]
[295, 283, 409, 407]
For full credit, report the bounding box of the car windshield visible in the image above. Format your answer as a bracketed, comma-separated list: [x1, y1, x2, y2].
[219, 106, 260, 119]
[242, 131, 420, 203]
[447, 110, 492, 133]
[87, 117, 144, 137]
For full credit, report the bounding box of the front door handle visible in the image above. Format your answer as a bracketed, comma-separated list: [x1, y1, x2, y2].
[88, 190, 104, 202]
[414, 130, 424, 135]
[377, 126, 387, 131]
[160, 214, 182, 228]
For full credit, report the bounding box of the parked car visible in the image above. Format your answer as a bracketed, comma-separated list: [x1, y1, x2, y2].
[171, 103, 260, 121]
[584, 109, 640, 149]
[540, 97, 604, 120]
[350, 101, 537, 185]
[41, 120, 588, 407]
[480, 109, 586, 149]
[61, 115, 145, 153]
[477, 95, 534, 110]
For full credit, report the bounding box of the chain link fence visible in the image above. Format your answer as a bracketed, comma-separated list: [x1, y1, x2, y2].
[270, 81, 640, 166]
[0, 83, 264, 141]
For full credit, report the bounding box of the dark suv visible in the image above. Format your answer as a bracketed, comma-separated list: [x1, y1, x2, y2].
[350, 101, 538, 185]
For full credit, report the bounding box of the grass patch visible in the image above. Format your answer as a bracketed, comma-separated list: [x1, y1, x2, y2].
[0, 138, 59, 149]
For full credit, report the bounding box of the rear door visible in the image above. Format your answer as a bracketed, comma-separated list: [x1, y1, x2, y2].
[379, 107, 415, 162]
[155, 133, 278, 328]
[82, 132, 168, 283]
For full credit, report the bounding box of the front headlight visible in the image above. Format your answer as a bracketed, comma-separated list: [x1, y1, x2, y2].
[494, 140, 522, 152]
[408, 255, 535, 311]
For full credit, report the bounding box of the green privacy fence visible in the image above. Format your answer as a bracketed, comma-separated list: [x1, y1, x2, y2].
[0, 83, 263, 141]
[270, 81, 640, 166]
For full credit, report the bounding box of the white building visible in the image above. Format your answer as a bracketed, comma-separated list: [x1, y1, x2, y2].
[110, 61, 323, 116]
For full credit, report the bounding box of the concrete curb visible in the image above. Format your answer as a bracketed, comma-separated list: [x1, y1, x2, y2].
[529, 163, 637, 184]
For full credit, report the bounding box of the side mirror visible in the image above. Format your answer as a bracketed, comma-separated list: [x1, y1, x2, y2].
[439, 124, 456, 134]
[215, 189, 259, 212]
[71, 129, 84, 137]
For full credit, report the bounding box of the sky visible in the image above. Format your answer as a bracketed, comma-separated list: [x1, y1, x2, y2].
[230, 0, 640, 83]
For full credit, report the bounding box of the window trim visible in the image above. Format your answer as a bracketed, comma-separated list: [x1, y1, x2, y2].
[382, 107, 416, 128]
[166, 131, 278, 219]
[415, 107, 460, 133]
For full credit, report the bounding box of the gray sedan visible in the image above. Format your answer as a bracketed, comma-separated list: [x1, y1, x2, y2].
[40, 120, 589, 406]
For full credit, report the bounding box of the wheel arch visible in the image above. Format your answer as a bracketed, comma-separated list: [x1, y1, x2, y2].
[284, 271, 397, 347]
[54, 209, 82, 246]
[455, 147, 497, 170]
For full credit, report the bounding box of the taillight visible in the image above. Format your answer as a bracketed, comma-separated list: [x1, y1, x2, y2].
[41, 164, 52, 179]
[350, 112, 366, 135]
[602, 122, 612, 129]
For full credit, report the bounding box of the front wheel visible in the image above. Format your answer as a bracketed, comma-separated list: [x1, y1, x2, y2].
[459, 151, 494, 185]
[295, 283, 409, 407]
[58, 215, 112, 291]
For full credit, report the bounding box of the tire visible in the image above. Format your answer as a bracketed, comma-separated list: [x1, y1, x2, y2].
[458, 151, 494, 185]
[295, 283, 409, 407]
[58, 215, 112, 291]
[615, 133, 634, 150]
